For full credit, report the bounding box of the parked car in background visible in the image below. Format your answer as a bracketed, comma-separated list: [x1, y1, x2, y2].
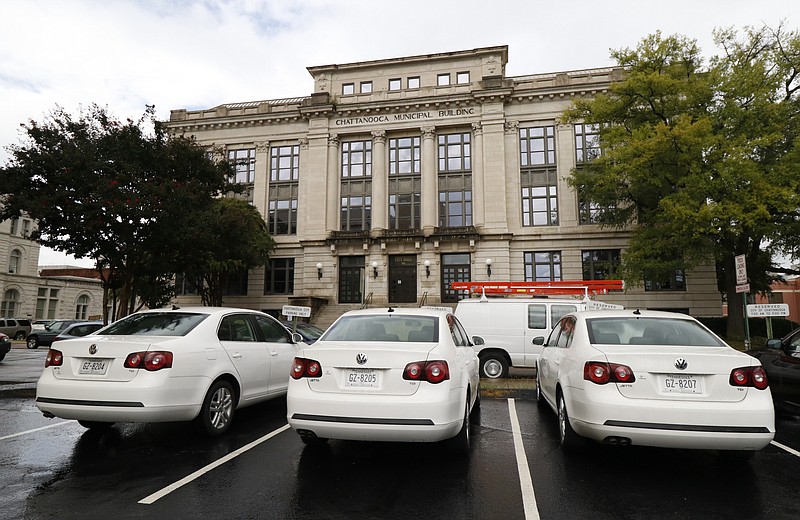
[0, 318, 32, 340]
[26, 320, 83, 349]
[287, 307, 481, 453]
[50, 321, 105, 343]
[747, 328, 800, 412]
[535, 309, 775, 460]
[281, 320, 324, 345]
[36, 307, 302, 436]
[31, 320, 51, 331]
[0, 333, 11, 362]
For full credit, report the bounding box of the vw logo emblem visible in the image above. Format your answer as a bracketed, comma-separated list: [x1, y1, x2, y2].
[89, 344, 98, 355]
[356, 353, 368, 365]
[674, 357, 688, 370]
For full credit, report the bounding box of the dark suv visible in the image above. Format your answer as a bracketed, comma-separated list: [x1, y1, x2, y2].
[0, 318, 32, 340]
[26, 320, 82, 349]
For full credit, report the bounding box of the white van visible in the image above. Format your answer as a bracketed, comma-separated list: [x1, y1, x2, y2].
[455, 297, 618, 378]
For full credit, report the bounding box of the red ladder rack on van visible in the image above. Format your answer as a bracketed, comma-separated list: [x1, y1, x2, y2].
[450, 280, 624, 298]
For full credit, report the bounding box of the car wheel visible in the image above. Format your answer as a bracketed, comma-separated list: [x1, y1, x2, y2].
[14, 331, 26, 340]
[469, 388, 481, 425]
[535, 370, 547, 411]
[479, 353, 508, 379]
[195, 380, 235, 437]
[557, 392, 582, 450]
[449, 397, 471, 453]
[0, 353, 5, 363]
[26, 336, 38, 349]
[78, 420, 115, 430]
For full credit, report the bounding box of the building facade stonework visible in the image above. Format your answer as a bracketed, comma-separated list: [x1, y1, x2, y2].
[167, 45, 721, 319]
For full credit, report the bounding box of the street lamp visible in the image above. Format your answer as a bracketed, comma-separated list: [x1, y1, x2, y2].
[485, 258, 493, 278]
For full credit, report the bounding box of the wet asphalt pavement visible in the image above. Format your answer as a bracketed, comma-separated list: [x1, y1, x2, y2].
[3, 344, 800, 519]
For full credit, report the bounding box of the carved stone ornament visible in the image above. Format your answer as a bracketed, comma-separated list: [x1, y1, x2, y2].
[371, 129, 386, 143]
[504, 120, 519, 134]
[328, 134, 339, 146]
[255, 140, 270, 152]
[421, 126, 436, 139]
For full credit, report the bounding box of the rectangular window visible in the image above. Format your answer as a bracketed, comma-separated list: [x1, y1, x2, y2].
[437, 73, 450, 86]
[227, 148, 256, 184]
[578, 185, 608, 225]
[524, 252, 562, 282]
[342, 140, 372, 178]
[269, 145, 299, 235]
[575, 123, 601, 163]
[389, 78, 401, 91]
[407, 76, 420, 89]
[340, 194, 372, 232]
[223, 270, 248, 296]
[456, 71, 470, 84]
[521, 170, 558, 226]
[9, 218, 19, 235]
[582, 250, 621, 280]
[264, 258, 295, 294]
[360, 81, 372, 93]
[35, 287, 59, 320]
[342, 83, 354, 95]
[175, 273, 198, 295]
[437, 133, 472, 228]
[520, 126, 556, 166]
[389, 137, 420, 175]
[645, 270, 686, 292]
[388, 137, 421, 230]
[270, 145, 299, 182]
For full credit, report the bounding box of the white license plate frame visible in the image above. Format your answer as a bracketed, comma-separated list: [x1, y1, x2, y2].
[78, 359, 109, 375]
[662, 373, 702, 394]
[343, 368, 380, 388]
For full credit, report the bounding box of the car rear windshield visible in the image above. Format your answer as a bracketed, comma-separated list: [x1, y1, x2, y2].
[586, 317, 726, 347]
[322, 315, 439, 342]
[102, 312, 208, 336]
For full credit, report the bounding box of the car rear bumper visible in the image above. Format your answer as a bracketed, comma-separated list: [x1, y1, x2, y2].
[287, 381, 465, 442]
[566, 385, 775, 450]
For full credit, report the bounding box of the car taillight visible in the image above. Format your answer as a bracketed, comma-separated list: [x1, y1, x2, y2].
[403, 360, 450, 384]
[45, 349, 63, 367]
[291, 357, 322, 379]
[124, 351, 173, 371]
[730, 366, 769, 390]
[584, 361, 636, 385]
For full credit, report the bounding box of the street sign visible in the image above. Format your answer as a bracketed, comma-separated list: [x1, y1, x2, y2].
[735, 283, 750, 293]
[282, 305, 311, 318]
[586, 301, 624, 310]
[746, 304, 790, 318]
[735, 255, 747, 285]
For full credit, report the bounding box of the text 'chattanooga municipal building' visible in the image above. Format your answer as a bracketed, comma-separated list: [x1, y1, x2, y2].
[166, 45, 719, 319]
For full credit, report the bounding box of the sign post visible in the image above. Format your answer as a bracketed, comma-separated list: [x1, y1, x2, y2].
[734, 255, 750, 347]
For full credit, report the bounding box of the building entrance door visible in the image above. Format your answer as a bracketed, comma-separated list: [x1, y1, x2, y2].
[338, 256, 365, 304]
[389, 255, 417, 304]
[441, 253, 471, 303]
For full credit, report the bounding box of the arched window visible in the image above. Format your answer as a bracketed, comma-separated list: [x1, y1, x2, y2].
[8, 249, 21, 274]
[75, 294, 90, 320]
[1, 289, 20, 317]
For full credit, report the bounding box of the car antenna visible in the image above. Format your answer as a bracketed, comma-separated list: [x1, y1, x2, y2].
[172, 304, 181, 310]
[387, 306, 395, 313]
[633, 309, 641, 315]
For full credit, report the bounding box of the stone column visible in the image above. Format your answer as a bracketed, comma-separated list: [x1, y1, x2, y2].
[471, 122, 484, 229]
[420, 126, 437, 234]
[371, 130, 387, 234]
[253, 140, 270, 216]
[325, 134, 340, 233]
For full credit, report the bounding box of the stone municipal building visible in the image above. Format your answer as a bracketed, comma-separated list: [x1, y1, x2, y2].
[166, 45, 720, 320]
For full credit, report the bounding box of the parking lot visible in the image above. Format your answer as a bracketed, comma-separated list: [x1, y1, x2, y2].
[2, 345, 800, 519]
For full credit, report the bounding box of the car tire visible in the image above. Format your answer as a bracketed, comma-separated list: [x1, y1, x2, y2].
[479, 353, 509, 379]
[469, 388, 481, 425]
[195, 380, 235, 437]
[0, 353, 5, 363]
[557, 392, 583, 450]
[26, 336, 38, 349]
[78, 420, 115, 430]
[14, 331, 26, 341]
[535, 370, 547, 411]
[449, 397, 471, 453]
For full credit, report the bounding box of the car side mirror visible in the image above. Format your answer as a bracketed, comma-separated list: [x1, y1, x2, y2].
[532, 336, 545, 346]
[765, 338, 783, 350]
[472, 336, 485, 346]
[291, 333, 304, 344]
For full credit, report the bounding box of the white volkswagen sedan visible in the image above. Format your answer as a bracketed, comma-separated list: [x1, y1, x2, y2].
[536, 310, 775, 458]
[287, 308, 481, 452]
[36, 307, 301, 436]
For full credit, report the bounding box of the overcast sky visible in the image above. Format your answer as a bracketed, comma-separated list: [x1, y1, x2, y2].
[0, 0, 795, 266]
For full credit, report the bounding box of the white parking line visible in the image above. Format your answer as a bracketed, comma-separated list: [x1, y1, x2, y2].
[771, 440, 800, 458]
[138, 423, 291, 505]
[0, 420, 75, 441]
[507, 398, 540, 520]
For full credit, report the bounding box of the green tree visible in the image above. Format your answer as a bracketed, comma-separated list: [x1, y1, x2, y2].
[181, 197, 275, 306]
[563, 26, 800, 340]
[0, 104, 233, 319]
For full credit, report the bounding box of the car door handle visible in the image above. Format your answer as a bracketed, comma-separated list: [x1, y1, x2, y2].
[232, 352, 242, 359]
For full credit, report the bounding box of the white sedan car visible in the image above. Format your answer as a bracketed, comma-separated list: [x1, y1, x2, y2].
[36, 307, 301, 436]
[536, 310, 775, 458]
[287, 308, 481, 452]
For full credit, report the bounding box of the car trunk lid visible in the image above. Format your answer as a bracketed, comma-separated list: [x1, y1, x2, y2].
[49, 336, 174, 383]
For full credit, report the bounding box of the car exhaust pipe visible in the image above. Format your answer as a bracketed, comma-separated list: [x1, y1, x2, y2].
[603, 436, 631, 446]
[42, 411, 55, 419]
